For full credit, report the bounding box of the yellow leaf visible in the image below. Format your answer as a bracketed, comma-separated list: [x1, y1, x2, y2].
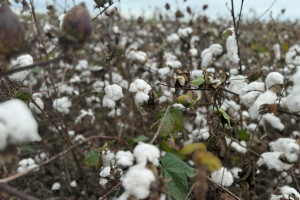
[180, 143, 206, 155]
[193, 151, 222, 173]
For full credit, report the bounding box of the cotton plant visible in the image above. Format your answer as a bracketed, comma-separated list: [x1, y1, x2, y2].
[201, 44, 223, 68]
[102, 84, 123, 109]
[0, 99, 41, 150]
[53, 96, 72, 114]
[9, 54, 33, 81]
[129, 79, 152, 105]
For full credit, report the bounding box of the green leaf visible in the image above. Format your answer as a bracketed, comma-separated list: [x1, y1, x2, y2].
[22, 144, 34, 153]
[161, 153, 196, 178]
[84, 150, 100, 168]
[162, 169, 188, 200]
[190, 75, 204, 86]
[222, 29, 233, 39]
[14, 91, 32, 105]
[218, 108, 231, 128]
[128, 135, 149, 144]
[236, 129, 249, 141]
[155, 108, 183, 137]
[176, 93, 197, 108]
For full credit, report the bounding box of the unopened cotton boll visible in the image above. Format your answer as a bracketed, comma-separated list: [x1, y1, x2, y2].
[133, 142, 160, 166]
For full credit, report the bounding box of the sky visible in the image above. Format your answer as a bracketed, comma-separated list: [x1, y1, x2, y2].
[11, 0, 299, 22]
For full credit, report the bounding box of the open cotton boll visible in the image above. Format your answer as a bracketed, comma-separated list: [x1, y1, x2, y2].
[121, 164, 155, 199]
[286, 70, 300, 112]
[230, 167, 242, 179]
[269, 138, 296, 152]
[129, 79, 151, 94]
[103, 84, 123, 109]
[265, 72, 284, 90]
[201, 48, 213, 68]
[261, 114, 284, 131]
[226, 75, 247, 97]
[51, 182, 61, 191]
[189, 48, 198, 57]
[102, 150, 115, 167]
[53, 97, 72, 114]
[224, 28, 239, 64]
[134, 91, 150, 105]
[133, 142, 160, 166]
[58, 14, 65, 29]
[273, 43, 281, 60]
[75, 109, 95, 124]
[248, 90, 277, 119]
[166, 33, 180, 43]
[285, 44, 300, 65]
[210, 44, 223, 56]
[177, 27, 193, 38]
[29, 93, 44, 114]
[9, 54, 33, 81]
[115, 151, 134, 168]
[0, 99, 41, 150]
[241, 91, 262, 108]
[211, 167, 234, 187]
[100, 166, 111, 178]
[257, 152, 293, 171]
[270, 186, 300, 200]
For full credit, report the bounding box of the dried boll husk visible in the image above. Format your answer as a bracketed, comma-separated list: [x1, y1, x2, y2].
[0, 4, 25, 58]
[61, 2, 92, 48]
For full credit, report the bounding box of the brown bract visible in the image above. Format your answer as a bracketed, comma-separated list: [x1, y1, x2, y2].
[62, 2, 92, 47]
[0, 4, 25, 58]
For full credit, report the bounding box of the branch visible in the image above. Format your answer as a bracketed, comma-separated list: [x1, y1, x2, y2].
[92, 1, 117, 21]
[0, 55, 66, 78]
[0, 183, 39, 200]
[230, 0, 243, 75]
[0, 136, 128, 183]
[150, 105, 171, 144]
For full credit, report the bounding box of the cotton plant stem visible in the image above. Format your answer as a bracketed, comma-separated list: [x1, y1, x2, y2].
[150, 105, 171, 144]
[0, 136, 127, 183]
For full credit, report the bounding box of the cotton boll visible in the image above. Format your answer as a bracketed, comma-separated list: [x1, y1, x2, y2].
[178, 27, 193, 38]
[269, 138, 296, 152]
[230, 167, 242, 179]
[241, 91, 261, 108]
[133, 142, 160, 166]
[0, 99, 41, 149]
[210, 44, 223, 56]
[70, 180, 77, 187]
[273, 43, 281, 60]
[103, 95, 116, 109]
[166, 33, 180, 43]
[285, 44, 300, 65]
[135, 91, 150, 105]
[226, 75, 247, 97]
[211, 167, 234, 187]
[53, 97, 72, 114]
[100, 166, 111, 178]
[115, 151, 134, 168]
[166, 60, 182, 68]
[201, 49, 213, 68]
[224, 28, 239, 64]
[29, 93, 44, 114]
[189, 48, 198, 57]
[58, 14, 65, 29]
[51, 182, 61, 191]
[270, 185, 300, 200]
[9, 54, 33, 81]
[75, 59, 88, 71]
[257, 152, 293, 171]
[121, 164, 155, 199]
[261, 114, 284, 131]
[265, 72, 284, 90]
[248, 90, 277, 119]
[102, 151, 115, 167]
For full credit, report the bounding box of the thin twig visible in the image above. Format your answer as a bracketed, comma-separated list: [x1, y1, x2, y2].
[98, 182, 121, 200]
[249, 115, 263, 147]
[150, 105, 171, 144]
[230, 0, 243, 75]
[0, 183, 39, 200]
[184, 183, 195, 200]
[255, 0, 277, 21]
[92, 1, 116, 21]
[207, 177, 241, 200]
[0, 136, 128, 183]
